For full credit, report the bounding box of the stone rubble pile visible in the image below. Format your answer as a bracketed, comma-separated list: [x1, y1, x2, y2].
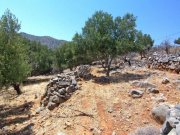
[40, 73, 78, 110]
[75, 65, 92, 80]
[148, 53, 180, 73]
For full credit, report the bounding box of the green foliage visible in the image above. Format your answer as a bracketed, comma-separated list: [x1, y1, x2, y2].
[82, 11, 115, 60]
[0, 9, 31, 89]
[22, 39, 54, 75]
[174, 37, 180, 45]
[78, 11, 139, 76]
[55, 11, 153, 76]
[73, 33, 94, 65]
[135, 31, 154, 58]
[55, 42, 75, 70]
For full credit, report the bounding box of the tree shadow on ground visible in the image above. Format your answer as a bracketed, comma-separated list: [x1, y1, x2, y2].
[93, 72, 150, 84]
[0, 102, 34, 134]
[1, 123, 34, 135]
[23, 78, 50, 86]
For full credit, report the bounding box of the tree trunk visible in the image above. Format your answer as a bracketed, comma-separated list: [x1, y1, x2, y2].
[106, 66, 110, 77]
[140, 52, 143, 60]
[13, 83, 22, 95]
[106, 56, 113, 77]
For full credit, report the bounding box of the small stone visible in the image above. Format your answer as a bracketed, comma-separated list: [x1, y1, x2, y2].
[58, 88, 66, 95]
[108, 108, 113, 113]
[35, 107, 44, 114]
[112, 131, 116, 135]
[147, 87, 159, 94]
[129, 89, 144, 98]
[52, 77, 59, 82]
[66, 85, 75, 93]
[47, 102, 57, 110]
[57, 132, 66, 135]
[162, 78, 170, 84]
[143, 120, 149, 124]
[34, 94, 38, 99]
[65, 121, 71, 127]
[71, 79, 77, 86]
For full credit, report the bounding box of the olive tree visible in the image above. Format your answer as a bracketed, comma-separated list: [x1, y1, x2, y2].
[79, 11, 138, 76]
[135, 31, 154, 59]
[0, 9, 31, 95]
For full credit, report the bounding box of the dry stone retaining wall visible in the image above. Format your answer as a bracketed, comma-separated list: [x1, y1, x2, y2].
[148, 53, 180, 73]
[40, 65, 92, 110]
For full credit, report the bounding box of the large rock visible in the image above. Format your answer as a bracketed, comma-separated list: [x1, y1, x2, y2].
[152, 104, 170, 123]
[167, 129, 176, 135]
[131, 81, 156, 89]
[160, 104, 180, 135]
[131, 126, 160, 135]
[176, 124, 180, 135]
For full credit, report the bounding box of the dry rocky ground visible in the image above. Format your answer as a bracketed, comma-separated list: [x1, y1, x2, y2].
[0, 64, 180, 135]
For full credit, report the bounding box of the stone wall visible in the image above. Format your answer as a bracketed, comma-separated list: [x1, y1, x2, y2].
[148, 53, 180, 73]
[40, 72, 78, 110]
[40, 65, 92, 110]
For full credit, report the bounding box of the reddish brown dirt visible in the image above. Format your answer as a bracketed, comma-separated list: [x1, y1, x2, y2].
[0, 67, 180, 135]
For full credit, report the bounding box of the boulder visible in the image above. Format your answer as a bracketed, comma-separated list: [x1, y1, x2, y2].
[152, 104, 170, 123]
[167, 129, 176, 135]
[131, 81, 156, 89]
[160, 104, 180, 135]
[176, 124, 180, 135]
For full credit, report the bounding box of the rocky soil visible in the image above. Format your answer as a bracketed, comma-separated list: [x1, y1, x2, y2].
[0, 65, 180, 135]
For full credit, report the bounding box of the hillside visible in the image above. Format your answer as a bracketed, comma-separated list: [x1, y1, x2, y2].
[20, 32, 67, 48]
[0, 59, 180, 135]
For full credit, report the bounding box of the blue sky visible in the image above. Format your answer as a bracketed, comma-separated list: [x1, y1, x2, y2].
[1, 0, 180, 45]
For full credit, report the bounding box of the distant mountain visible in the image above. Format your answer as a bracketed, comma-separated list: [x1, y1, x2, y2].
[20, 32, 67, 48]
